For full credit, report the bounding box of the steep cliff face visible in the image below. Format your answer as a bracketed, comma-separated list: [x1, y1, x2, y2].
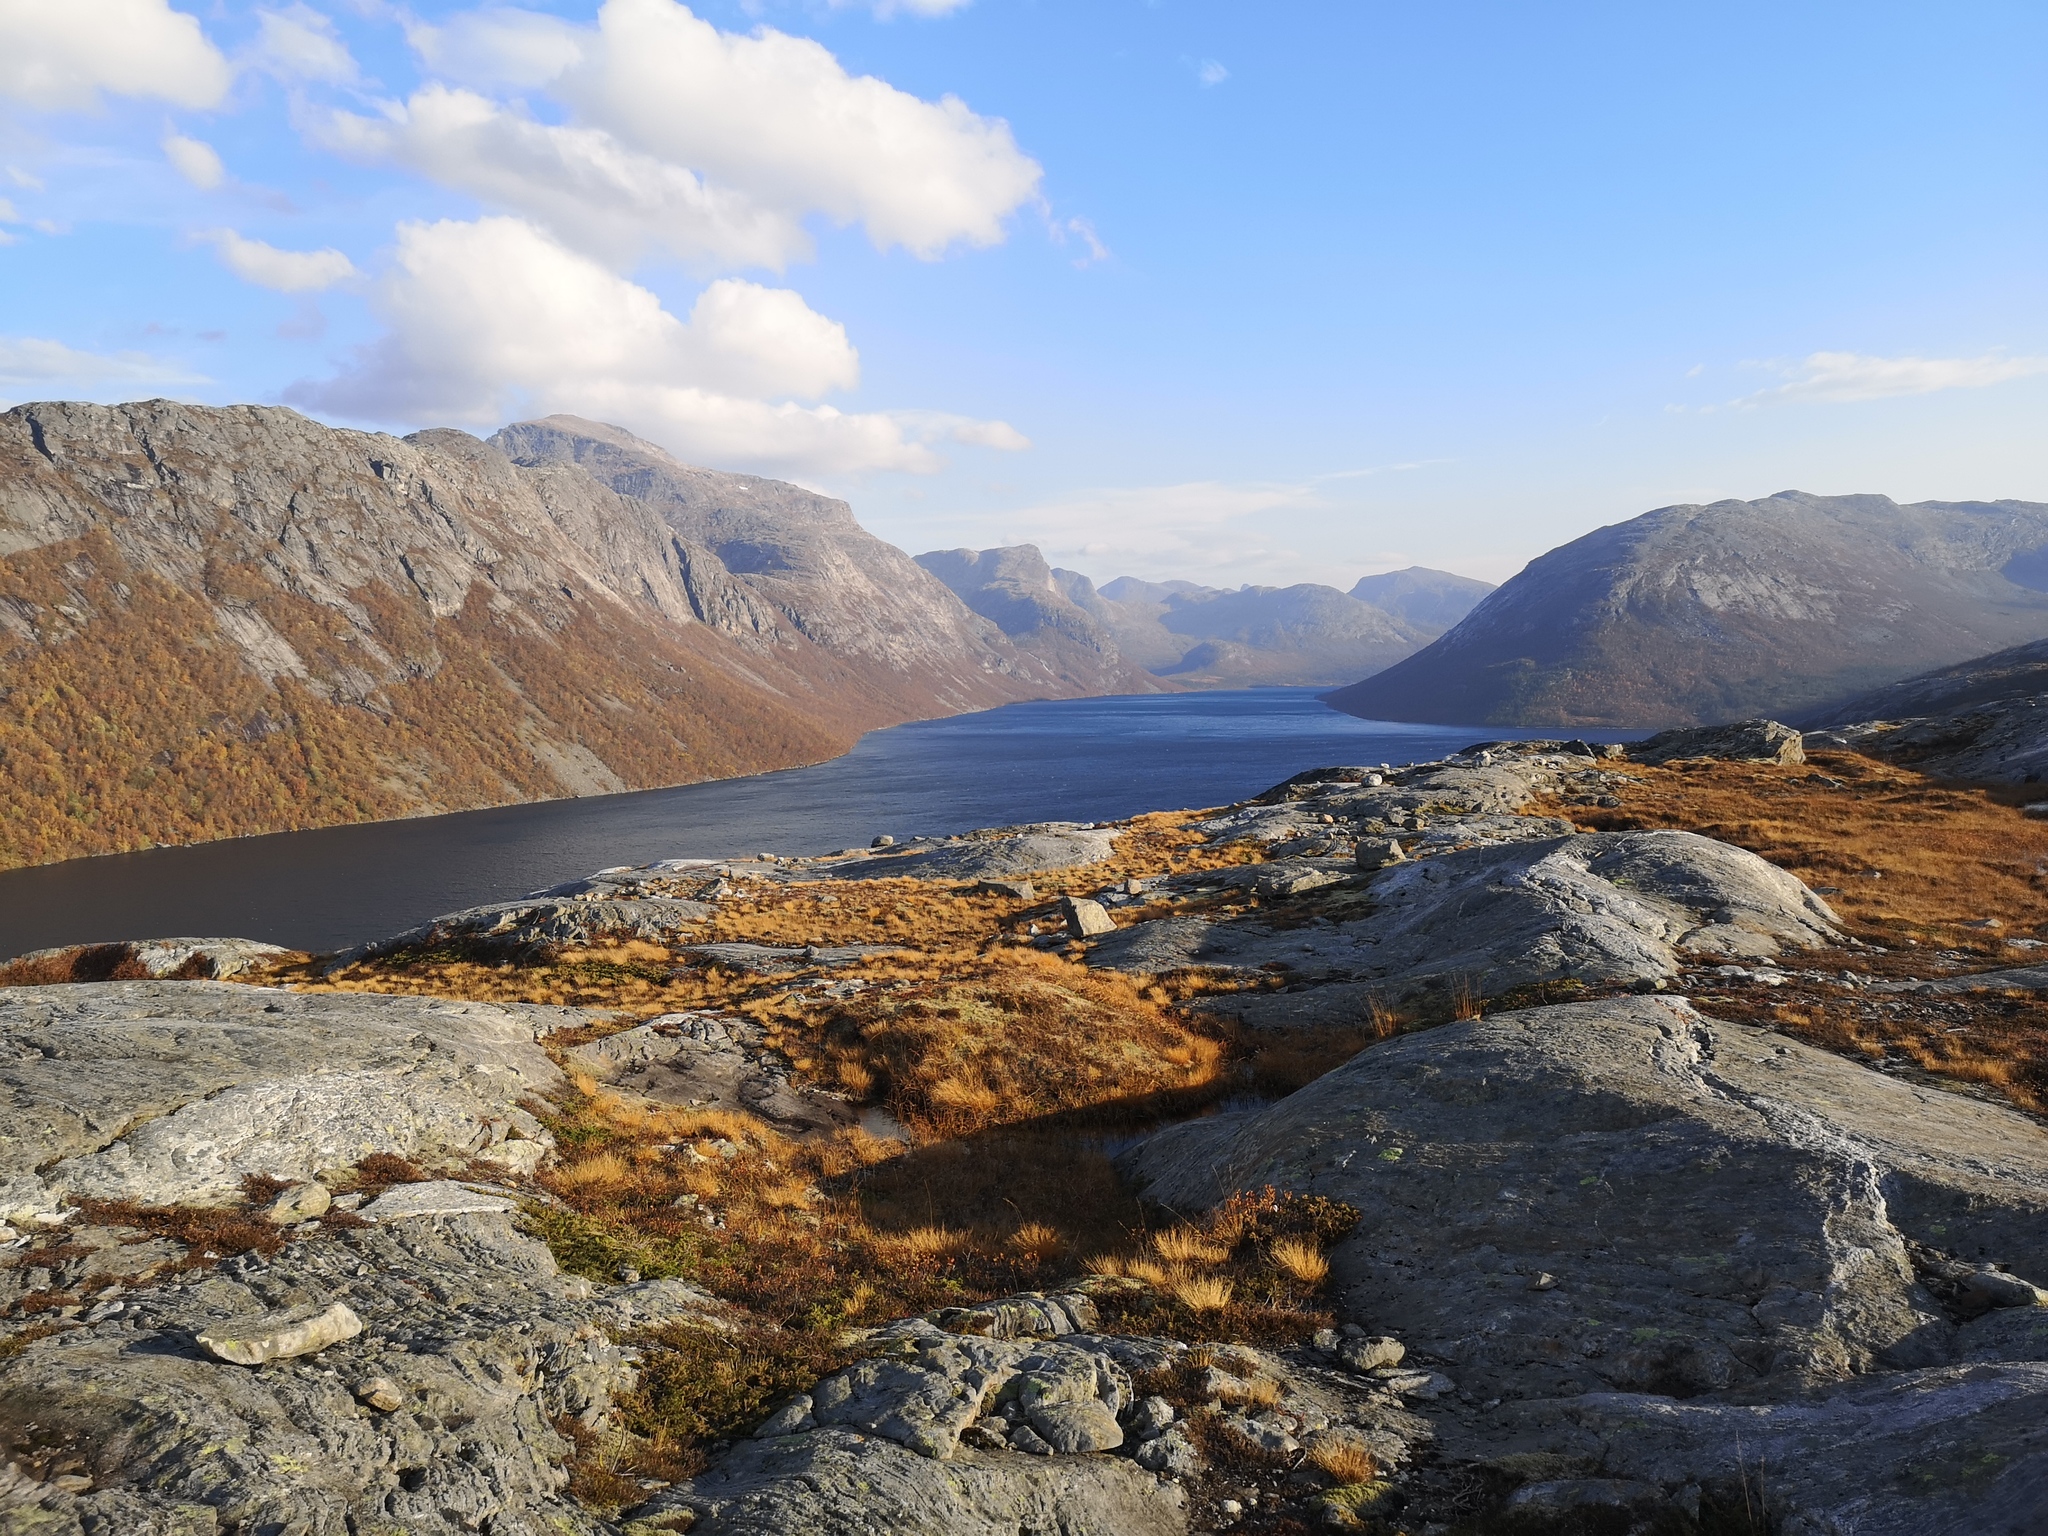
[1327, 492, 2048, 728]
[0, 401, 1052, 868]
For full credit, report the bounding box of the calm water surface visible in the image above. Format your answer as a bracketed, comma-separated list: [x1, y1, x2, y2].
[0, 689, 1639, 955]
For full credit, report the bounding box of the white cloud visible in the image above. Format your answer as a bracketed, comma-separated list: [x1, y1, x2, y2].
[317, 85, 808, 269]
[389, 0, 1041, 263]
[1051, 214, 1109, 267]
[1196, 59, 1229, 87]
[289, 216, 1020, 476]
[163, 133, 225, 189]
[1734, 350, 2048, 406]
[0, 0, 232, 110]
[976, 479, 1326, 578]
[889, 409, 1030, 451]
[203, 229, 357, 292]
[0, 335, 205, 391]
[405, 7, 587, 89]
[250, 4, 358, 84]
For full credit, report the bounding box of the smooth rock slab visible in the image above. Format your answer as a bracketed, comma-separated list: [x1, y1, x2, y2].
[196, 1300, 363, 1366]
[360, 1181, 517, 1222]
[827, 825, 1119, 883]
[0, 982, 572, 1222]
[1124, 995, 2048, 1525]
[633, 1425, 1185, 1536]
[1089, 830, 1841, 1015]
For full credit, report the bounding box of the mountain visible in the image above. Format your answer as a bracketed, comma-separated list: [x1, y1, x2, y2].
[1801, 637, 2048, 783]
[1348, 566, 1496, 634]
[910, 545, 1161, 693]
[1147, 581, 1425, 685]
[0, 402, 1060, 869]
[1325, 491, 2048, 728]
[921, 547, 1442, 688]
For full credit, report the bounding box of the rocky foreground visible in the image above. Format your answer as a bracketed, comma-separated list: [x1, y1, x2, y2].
[4, 731, 2048, 1534]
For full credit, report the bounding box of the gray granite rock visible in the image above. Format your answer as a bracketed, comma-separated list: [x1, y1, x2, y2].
[0, 983, 572, 1223]
[0, 1210, 672, 1536]
[1062, 897, 1116, 937]
[564, 1014, 856, 1137]
[826, 824, 1119, 882]
[1123, 995, 2048, 1526]
[1629, 719, 1805, 766]
[196, 1300, 363, 1365]
[1088, 829, 1840, 1019]
[258, 1182, 331, 1225]
[636, 1425, 1184, 1535]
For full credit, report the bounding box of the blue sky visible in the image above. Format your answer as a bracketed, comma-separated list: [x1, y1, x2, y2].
[1, 1, 2042, 587]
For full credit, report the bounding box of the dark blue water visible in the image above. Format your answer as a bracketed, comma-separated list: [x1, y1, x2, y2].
[0, 689, 1639, 955]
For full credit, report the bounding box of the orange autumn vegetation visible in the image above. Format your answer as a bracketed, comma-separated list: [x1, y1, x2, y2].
[0, 529, 993, 869]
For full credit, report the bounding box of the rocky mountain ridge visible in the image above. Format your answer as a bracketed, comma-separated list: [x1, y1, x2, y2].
[0, 402, 1068, 870]
[1327, 490, 2048, 728]
[917, 545, 1493, 689]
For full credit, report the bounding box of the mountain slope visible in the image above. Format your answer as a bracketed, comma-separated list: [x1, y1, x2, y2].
[1799, 637, 2048, 783]
[1805, 637, 2048, 726]
[1348, 566, 1496, 634]
[0, 401, 1054, 869]
[1326, 491, 2048, 728]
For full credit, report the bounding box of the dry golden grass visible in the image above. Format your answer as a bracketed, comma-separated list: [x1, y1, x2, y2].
[1169, 1273, 1235, 1312]
[1154, 1227, 1232, 1265]
[1310, 1435, 1381, 1486]
[1269, 1236, 1330, 1285]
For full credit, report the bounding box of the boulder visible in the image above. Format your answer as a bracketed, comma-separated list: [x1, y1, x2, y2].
[258, 1182, 330, 1225]
[196, 1300, 363, 1365]
[1629, 719, 1805, 766]
[0, 982, 571, 1223]
[1123, 996, 2048, 1525]
[1061, 897, 1116, 938]
[1354, 836, 1407, 870]
[971, 879, 1036, 900]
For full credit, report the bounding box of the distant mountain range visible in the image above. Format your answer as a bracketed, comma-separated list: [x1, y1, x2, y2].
[916, 546, 1493, 688]
[1327, 491, 2048, 728]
